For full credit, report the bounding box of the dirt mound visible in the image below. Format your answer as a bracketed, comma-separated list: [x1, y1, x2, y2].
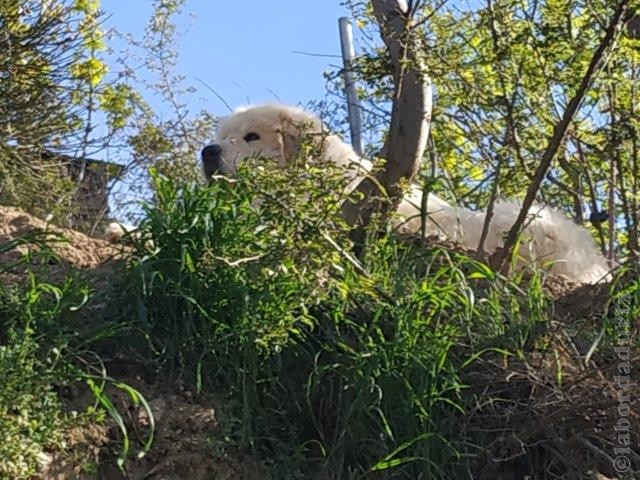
[39, 369, 266, 480]
[461, 350, 640, 479]
[0, 205, 120, 283]
[0, 206, 265, 479]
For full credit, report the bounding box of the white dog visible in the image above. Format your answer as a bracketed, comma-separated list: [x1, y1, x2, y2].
[200, 103, 610, 284]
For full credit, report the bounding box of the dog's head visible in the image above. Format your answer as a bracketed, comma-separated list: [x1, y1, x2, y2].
[201, 103, 330, 179]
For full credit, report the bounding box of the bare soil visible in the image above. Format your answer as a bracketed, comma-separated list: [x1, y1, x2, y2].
[39, 369, 267, 480]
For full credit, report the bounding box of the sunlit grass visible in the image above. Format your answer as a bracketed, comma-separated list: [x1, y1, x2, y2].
[2, 164, 634, 479]
[119, 167, 557, 478]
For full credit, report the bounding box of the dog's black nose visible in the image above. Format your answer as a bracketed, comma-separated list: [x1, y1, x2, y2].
[202, 144, 223, 179]
[201, 144, 222, 159]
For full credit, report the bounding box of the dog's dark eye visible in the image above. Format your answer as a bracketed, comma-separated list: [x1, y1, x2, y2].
[243, 132, 260, 142]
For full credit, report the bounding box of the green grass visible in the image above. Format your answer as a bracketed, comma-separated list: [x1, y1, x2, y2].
[2, 162, 634, 479]
[0, 335, 64, 479]
[0, 236, 76, 479]
[0, 232, 145, 479]
[118, 166, 558, 478]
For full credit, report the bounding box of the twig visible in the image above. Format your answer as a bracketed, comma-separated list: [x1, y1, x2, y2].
[492, 1, 631, 272]
[212, 254, 264, 267]
[195, 77, 233, 113]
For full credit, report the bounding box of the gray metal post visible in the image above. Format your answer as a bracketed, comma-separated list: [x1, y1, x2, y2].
[338, 17, 364, 157]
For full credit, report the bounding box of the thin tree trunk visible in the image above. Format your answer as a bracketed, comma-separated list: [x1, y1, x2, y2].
[575, 139, 607, 254]
[342, 0, 432, 247]
[628, 64, 639, 260]
[608, 79, 620, 267]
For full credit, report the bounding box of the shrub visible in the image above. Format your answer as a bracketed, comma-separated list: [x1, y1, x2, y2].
[0, 235, 93, 479]
[122, 164, 554, 478]
[125, 161, 350, 367]
[0, 335, 64, 479]
[0, 246, 62, 478]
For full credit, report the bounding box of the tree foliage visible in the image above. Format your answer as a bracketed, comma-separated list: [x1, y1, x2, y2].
[106, 0, 216, 220]
[346, 0, 640, 262]
[0, 0, 134, 222]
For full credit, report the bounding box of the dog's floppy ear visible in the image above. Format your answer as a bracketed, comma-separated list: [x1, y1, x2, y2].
[275, 111, 302, 163]
[275, 107, 327, 163]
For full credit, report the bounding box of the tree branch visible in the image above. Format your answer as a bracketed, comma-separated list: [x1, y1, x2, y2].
[491, 0, 631, 272]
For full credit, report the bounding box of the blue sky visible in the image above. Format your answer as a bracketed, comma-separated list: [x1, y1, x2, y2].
[101, 0, 353, 117]
[100, 1, 356, 219]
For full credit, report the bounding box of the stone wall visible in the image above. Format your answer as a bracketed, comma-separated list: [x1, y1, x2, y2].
[65, 158, 122, 234]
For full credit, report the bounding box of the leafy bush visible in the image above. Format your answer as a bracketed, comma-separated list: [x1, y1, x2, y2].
[0, 235, 94, 479]
[125, 161, 350, 366]
[0, 335, 64, 479]
[122, 165, 554, 478]
[0, 0, 134, 220]
[0, 251, 63, 477]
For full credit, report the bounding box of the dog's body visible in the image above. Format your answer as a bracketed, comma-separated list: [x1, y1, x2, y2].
[107, 103, 607, 283]
[199, 103, 610, 284]
[400, 188, 610, 282]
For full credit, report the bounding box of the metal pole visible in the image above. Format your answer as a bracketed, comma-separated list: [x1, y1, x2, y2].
[338, 17, 364, 157]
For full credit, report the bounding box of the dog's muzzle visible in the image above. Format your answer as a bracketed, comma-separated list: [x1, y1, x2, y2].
[201, 144, 223, 179]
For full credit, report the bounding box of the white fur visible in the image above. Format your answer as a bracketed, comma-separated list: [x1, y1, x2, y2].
[104, 222, 137, 243]
[211, 103, 610, 284]
[400, 189, 610, 283]
[104, 103, 611, 284]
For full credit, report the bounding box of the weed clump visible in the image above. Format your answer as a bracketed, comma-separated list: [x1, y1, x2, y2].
[121, 164, 555, 478]
[0, 239, 88, 479]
